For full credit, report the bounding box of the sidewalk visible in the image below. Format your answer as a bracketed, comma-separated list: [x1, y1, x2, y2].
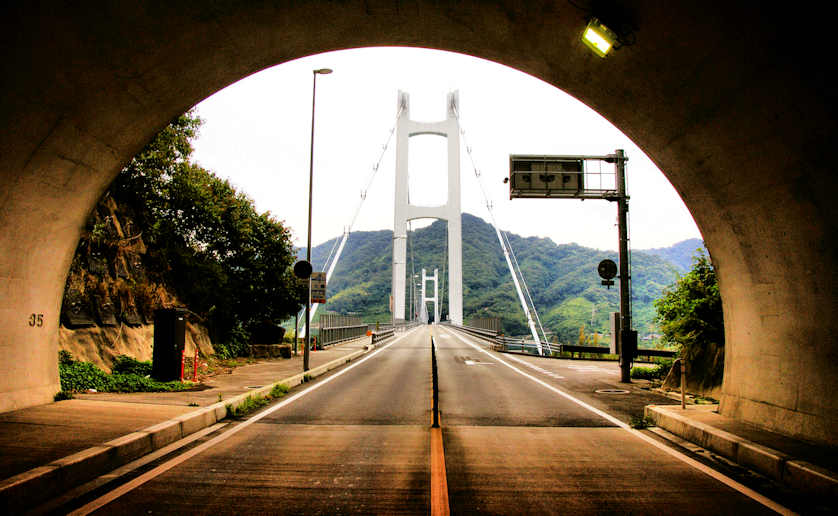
[645, 404, 838, 500]
[0, 335, 378, 511]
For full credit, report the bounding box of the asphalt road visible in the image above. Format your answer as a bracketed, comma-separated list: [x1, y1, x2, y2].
[75, 326, 782, 515]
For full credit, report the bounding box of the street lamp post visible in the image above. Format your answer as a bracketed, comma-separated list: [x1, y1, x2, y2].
[304, 67, 332, 372]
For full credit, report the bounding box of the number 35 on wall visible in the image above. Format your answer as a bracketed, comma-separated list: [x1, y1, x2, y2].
[28, 313, 44, 327]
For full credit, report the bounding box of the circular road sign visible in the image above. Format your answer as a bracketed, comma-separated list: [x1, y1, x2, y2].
[597, 259, 618, 280]
[293, 260, 313, 279]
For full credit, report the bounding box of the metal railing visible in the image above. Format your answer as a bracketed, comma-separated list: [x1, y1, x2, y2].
[370, 320, 423, 345]
[318, 314, 368, 347]
[442, 321, 676, 359]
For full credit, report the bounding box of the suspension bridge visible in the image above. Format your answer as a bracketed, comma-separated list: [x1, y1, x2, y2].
[295, 90, 638, 360]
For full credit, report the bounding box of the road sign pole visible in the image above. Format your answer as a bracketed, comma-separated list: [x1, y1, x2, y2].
[615, 149, 633, 383]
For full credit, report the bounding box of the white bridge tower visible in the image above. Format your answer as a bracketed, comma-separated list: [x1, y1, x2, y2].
[393, 91, 463, 325]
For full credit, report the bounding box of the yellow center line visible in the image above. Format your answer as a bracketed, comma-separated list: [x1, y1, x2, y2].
[430, 426, 449, 516]
[429, 325, 450, 515]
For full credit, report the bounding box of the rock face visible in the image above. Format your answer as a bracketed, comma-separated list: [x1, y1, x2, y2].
[57, 322, 212, 373]
[60, 194, 214, 369]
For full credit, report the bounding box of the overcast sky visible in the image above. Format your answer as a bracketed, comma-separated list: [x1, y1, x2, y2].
[191, 47, 700, 252]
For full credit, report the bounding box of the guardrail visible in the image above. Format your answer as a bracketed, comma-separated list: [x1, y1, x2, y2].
[370, 320, 423, 345]
[560, 344, 675, 359]
[440, 322, 500, 343]
[371, 328, 394, 344]
[319, 314, 368, 347]
[442, 321, 676, 360]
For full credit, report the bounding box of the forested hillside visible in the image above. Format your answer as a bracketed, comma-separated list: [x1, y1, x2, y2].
[308, 213, 693, 344]
[61, 112, 303, 359]
[642, 238, 705, 272]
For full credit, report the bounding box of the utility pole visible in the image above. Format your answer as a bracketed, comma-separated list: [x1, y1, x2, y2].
[614, 149, 635, 383]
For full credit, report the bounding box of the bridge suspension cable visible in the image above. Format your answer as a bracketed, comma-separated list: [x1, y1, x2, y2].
[298, 105, 404, 337]
[452, 104, 551, 355]
[500, 229, 549, 343]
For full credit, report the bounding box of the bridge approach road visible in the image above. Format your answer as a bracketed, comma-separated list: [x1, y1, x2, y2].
[66, 325, 783, 515]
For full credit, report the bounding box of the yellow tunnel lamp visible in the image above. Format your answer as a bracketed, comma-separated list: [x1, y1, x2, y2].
[582, 18, 618, 57]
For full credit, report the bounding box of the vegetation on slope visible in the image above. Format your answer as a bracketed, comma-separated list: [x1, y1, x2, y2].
[654, 250, 724, 387]
[309, 214, 692, 345]
[63, 112, 304, 357]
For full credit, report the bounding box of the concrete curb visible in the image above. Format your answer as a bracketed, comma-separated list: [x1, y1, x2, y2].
[645, 405, 838, 498]
[0, 341, 375, 512]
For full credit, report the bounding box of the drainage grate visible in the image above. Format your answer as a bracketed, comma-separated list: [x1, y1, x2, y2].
[595, 388, 630, 394]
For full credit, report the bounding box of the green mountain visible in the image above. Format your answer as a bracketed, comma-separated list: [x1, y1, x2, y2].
[307, 213, 687, 344]
[640, 238, 705, 273]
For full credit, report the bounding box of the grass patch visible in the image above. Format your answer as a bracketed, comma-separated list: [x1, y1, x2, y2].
[631, 359, 673, 381]
[226, 395, 270, 418]
[270, 383, 290, 398]
[226, 383, 291, 418]
[58, 351, 193, 393]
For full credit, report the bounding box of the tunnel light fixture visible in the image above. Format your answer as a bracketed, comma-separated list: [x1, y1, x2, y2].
[582, 18, 618, 57]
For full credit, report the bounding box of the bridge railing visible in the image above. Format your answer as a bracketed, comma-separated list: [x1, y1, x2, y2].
[318, 314, 368, 347]
[368, 320, 423, 345]
[442, 322, 676, 360]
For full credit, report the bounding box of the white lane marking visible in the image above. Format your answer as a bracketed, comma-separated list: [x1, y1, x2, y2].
[507, 356, 565, 379]
[565, 364, 619, 375]
[441, 327, 795, 516]
[69, 326, 424, 516]
[464, 360, 494, 366]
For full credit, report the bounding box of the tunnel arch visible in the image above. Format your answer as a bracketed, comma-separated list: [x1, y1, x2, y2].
[1, 2, 835, 445]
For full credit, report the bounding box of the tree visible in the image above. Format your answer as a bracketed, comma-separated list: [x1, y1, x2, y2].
[109, 112, 304, 355]
[654, 249, 725, 387]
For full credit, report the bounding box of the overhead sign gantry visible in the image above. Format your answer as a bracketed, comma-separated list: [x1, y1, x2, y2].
[506, 150, 637, 382]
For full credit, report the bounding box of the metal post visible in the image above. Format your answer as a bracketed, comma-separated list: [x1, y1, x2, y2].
[680, 359, 686, 409]
[615, 149, 633, 383]
[304, 68, 331, 372]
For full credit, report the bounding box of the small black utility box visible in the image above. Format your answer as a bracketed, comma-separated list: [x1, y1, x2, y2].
[152, 308, 187, 381]
[620, 329, 638, 359]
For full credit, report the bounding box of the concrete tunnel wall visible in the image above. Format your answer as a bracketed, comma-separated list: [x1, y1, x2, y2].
[1, 2, 836, 446]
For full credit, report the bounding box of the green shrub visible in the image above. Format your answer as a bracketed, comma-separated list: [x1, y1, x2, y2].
[58, 352, 191, 393]
[654, 250, 724, 387]
[111, 355, 152, 376]
[270, 383, 289, 398]
[109, 373, 188, 393]
[226, 395, 269, 418]
[631, 360, 672, 381]
[54, 391, 74, 401]
[60, 360, 113, 392]
[214, 325, 252, 359]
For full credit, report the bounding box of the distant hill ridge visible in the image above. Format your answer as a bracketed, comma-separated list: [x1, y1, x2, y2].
[639, 238, 706, 272]
[304, 213, 703, 342]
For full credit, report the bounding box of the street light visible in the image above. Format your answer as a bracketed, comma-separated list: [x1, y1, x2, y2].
[582, 18, 618, 58]
[304, 67, 332, 372]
